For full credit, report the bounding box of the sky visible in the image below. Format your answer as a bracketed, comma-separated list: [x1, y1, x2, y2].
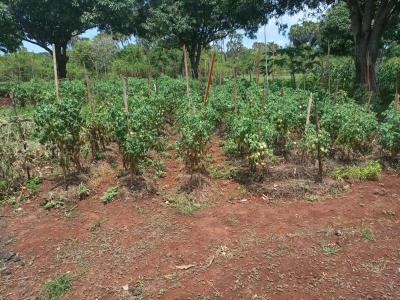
[22, 14, 304, 53]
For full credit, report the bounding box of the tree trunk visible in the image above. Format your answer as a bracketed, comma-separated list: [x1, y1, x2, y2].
[54, 44, 69, 79]
[187, 43, 202, 79]
[354, 38, 379, 92]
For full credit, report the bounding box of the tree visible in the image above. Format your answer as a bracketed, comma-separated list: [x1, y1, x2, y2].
[0, 2, 21, 53]
[131, 0, 270, 78]
[319, 2, 353, 55]
[288, 21, 320, 47]
[226, 32, 244, 59]
[273, 0, 400, 92]
[2, 0, 131, 78]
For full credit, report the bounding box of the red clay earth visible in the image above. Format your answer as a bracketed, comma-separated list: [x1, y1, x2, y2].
[0, 137, 399, 300]
[0, 97, 12, 107]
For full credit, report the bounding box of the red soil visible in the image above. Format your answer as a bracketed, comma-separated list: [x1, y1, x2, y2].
[1, 138, 399, 300]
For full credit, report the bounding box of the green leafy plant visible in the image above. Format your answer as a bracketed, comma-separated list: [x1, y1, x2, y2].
[78, 182, 90, 200]
[25, 173, 42, 193]
[101, 186, 119, 203]
[300, 125, 331, 159]
[44, 274, 72, 300]
[379, 103, 400, 157]
[332, 160, 382, 181]
[43, 193, 65, 210]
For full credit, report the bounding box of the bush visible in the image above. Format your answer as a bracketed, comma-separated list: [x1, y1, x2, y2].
[379, 103, 400, 157]
[332, 160, 382, 181]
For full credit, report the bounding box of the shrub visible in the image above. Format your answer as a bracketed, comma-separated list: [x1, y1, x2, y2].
[379, 103, 400, 157]
[332, 160, 382, 181]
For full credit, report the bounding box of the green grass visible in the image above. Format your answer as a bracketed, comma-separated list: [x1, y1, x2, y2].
[44, 274, 72, 300]
[332, 160, 382, 181]
[166, 196, 202, 216]
[319, 243, 341, 255]
[101, 186, 118, 203]
[360, 226, 375, 241]
[78, 182, 90, 200]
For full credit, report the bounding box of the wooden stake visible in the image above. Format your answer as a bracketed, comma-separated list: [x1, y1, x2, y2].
[315, 99, 323, 183]
[203, 51, 216, 108]
[255, 45, 261, 85]
[232, 66, 237, 111]
[52, 44, 60, 103]
[183, 45, 190, 97]
[84, 68, 94, 114]
[306, 93, 313, 127]
[122, 77, 129, 113]
[394, 93, 399, 114]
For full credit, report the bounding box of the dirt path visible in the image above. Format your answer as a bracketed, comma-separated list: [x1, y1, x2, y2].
[1, 138, 399, 299]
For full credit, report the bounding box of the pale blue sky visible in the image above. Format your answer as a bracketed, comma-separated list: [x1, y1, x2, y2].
[23, 14, 304, 53]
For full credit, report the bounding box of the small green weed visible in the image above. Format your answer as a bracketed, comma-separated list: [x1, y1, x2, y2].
[26, 173, 42, 193]
[78, 183, 90, 200]
[305, 194, 320, 203]
[166, 196, 202, 216]
[332, 160, 382, 181]
[208, 166, 232, 179]
[225, 215, 239, 225]
[44, 274, 72, 300]
[43, 193, 65, 210]
[90, 219, 104, 232]
[360, 226, 375, 241]
[320, 243, 340, 255]
[101, 186, 118, 203]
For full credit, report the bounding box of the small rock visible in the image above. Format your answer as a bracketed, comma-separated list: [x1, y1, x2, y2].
[0, 251, 16, 262]
[13, 255, 21, 262]
[373, 188, 387, 196]
[130, 287, 142, 296]
[122, 284, 129, 291]
[335, 229, 343, 237]
[0, 268, 11, 276]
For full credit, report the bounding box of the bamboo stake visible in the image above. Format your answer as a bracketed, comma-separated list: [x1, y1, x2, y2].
[263, 25, 269, 106]
[255, 45, 261, 85]
[52, 44, 60, 103]
[84, 68, 94, 114]
[203, 51, 216, 108]
[122, 77, 129, 113]
[183, 45, 190, 97]
[394, 93, 399, 114]
[306, 93, 313, 127]
[315, 98, 323, 183]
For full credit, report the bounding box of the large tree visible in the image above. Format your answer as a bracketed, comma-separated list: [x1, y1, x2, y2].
[1, 0, 132, 78]
[274, 0, 400, 92]
[0, 2, 21, 53]
[127, 0, 271, 78]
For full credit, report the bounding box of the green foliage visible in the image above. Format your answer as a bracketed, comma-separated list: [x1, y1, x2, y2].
[300, 125, 331, 158]
[320, 97, 377, 153]
[25, 173, 42, 193]
[78, 182, 90, 200]
[33, 97, 83, 173]
[44, 274, 72, 300]
[177, 98, 213, 172]
[166, 196, 202, 216]
[379, 104, 400, 157]
[43, 193, 65, 210]
[101, 186, 118, 203]
[332, 161, 382, 181]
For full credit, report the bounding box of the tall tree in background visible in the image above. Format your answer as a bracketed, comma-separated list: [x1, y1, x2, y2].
[273, 0, 400, 92]
[288, 21, 320, 47]
[1, 0, 133, 78]
[0, 2, 21, 53]
[135, 0, 271, 78]
[319, 2, 353, 55]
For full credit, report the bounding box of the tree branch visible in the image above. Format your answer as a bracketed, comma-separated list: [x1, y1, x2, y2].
[21, 38, 52, 53]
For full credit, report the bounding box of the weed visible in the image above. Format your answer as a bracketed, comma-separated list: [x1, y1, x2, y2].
[101, 186, 118, 204]
[208, 166, 232, 179]
[44, 274, 72, 300]
[166, 196, 202, 216]
[360, 225, 375, 241]
[305, 194, 320, 203]
[90, 219, 104, 232]
[78, 183, 90, 200]
[136, 207, 145, 215]
[225, 215, 239, 225]
[117, 169, 129, 178]
[25, 173, 42, 193]
[43, 193, 65, 210]
[332, 160, 382, 181]
[319, 243, 340, 255]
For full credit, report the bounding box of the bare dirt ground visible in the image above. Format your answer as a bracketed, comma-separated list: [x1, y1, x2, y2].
[1, 136, 399, 300]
